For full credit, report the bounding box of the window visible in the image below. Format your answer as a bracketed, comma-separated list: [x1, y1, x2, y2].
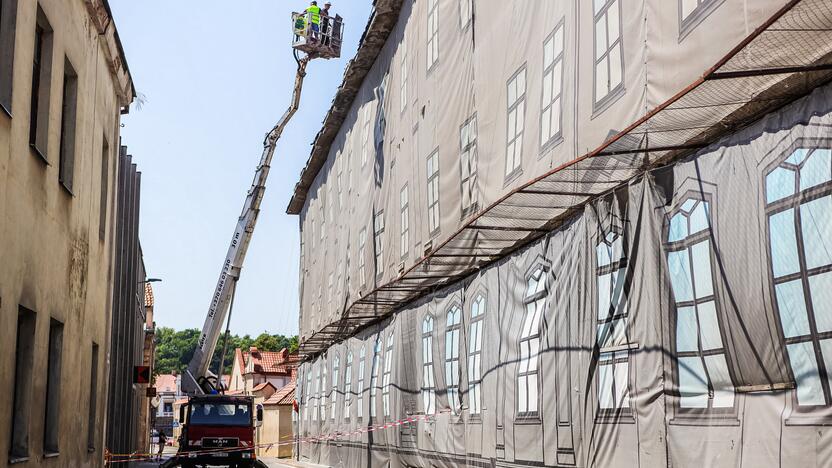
[99, 137, 109, 241]
[43, 319, 63, 455]
[58, 59, 78, 193]
[596, 232, 632, 415]
[765, 147, 832, 408]
[10, 307, 36, 463]
[426, 0, 438, 71]
[445, 305, 461, 413]
[357, 345, 366, 419]
[505, 67, 526, 178]
[422, 315, 436, 414]
[666, 197, 735, 412]
[382, 333, 394, 418]
[358, 227, 367, 286]
[468, 294, 486, 416]
[518, 267, 545, 416]
[0, 0, 18, 115]
[321, 363, 328, 421]
[459, 0, 472, 29]
[460, 115, 479, 216]
[304, 369, 312, 423]
[327, 272, 334, 313]
[679, 0, 724, 36]
[593, 0, 623, 108]
[400, 45, 408, 113]
[370, 339, 381, 418]
[344, 351, 353, 420]
[319, 201, 325, 244]
[331, 355, 339, 421]
[541, 24, 564, 148]
[87, 342, 99, 451]
[361, 110, 371, 167]
[315, 366, 323, 421]
[337, 154, 344, 211]
[374, 211, 385, 277]
[29, 8, 52, 159]
[400, 185, 409, 258]
[427, 150, 440, 235]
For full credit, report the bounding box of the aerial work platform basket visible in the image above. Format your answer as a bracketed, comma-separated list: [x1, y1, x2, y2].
[292, 11, 344, 59]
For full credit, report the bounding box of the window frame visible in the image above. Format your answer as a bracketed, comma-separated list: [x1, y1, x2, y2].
[369, 338, 382, 419]
[540, 21, 565, 152]
[426, 0, 439, 73]
[426, 149, 441, 237]
[592, 0, 625, 113]
[458, 0, 473, 30]
[358, 227, 367, 288]
[29, 7, 53, 162]
[445, 304, 462, 414]
[0, 0, 19, 117]
[357, 345, 366, 420]
[58, 57, 78, 194]
[400, 185, 410, 259]
[343, 350, 353, 422]
[763, 142, 832, 422]
[459, 114, 479, 218]
[422, 314, 437, 415]
[400, 42, 408, 113]
[664, 192, 739, 421]
[517, 265, 546, 419]
[595, 230, 635, 421]
[382, 332, 394, 419]
[505, 65, 527, 182]
[374, 210, 385, 278]
[467, 292, 486, 420]
[678, 0, 726, 40]
[331, 354, 339, 422]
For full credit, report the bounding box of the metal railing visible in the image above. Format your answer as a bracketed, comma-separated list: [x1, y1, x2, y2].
[291, 12, 344, 59]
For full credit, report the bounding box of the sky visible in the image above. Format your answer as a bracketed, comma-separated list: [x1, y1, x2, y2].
[109, 1, 373, 337]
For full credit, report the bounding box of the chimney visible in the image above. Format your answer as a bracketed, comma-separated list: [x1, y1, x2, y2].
[278, 348, 289, 360]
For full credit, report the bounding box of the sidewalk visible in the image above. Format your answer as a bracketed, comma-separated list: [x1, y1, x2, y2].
[259, 458, 330, 468]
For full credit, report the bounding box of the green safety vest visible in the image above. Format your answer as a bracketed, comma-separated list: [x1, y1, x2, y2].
[307, 5, 321, 25]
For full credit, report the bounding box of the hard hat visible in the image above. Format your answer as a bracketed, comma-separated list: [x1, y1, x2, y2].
[325, 2, 331, 5]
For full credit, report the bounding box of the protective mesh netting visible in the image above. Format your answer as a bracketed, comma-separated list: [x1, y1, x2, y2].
[300, 0, 832, 357]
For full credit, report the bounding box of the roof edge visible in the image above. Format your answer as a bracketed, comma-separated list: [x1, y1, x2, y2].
[286, 0, 404, 215]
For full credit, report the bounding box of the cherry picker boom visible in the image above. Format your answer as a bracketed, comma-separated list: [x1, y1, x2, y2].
[161, 12, 343, 468]
[181, 12, 343, 398]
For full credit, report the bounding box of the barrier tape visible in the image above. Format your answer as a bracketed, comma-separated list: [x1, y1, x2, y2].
[104, 410, 448, 465]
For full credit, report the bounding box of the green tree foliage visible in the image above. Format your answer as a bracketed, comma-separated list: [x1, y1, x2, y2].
[154, 327, 299, 376]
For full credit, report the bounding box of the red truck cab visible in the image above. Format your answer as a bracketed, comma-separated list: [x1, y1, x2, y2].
[172, 395, 265, 468]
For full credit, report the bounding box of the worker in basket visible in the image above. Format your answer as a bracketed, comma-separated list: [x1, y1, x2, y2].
[321, 2, 333, 46]
[303, 1, 322, 43]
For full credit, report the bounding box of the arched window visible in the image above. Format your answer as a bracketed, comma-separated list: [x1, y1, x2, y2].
[319, 362, 327, 422]
[468, 294, 486, 415]
[765, 147, 832, 407]
[446, 305, 462, 413]
[666, 196, 735, 411]
[369, 339, 382, 418]
[343, 351, 353, 421]
[382, 333, 395, 418]
[357, 346, 366, 420]
[518, 266, 546, 416]
[422, 315, 436, 414]
[596, 232, 631, 414]
[331, 355, 340, 421]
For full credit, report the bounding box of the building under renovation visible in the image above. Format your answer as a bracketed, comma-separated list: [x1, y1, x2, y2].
[287, 0, 832, 466]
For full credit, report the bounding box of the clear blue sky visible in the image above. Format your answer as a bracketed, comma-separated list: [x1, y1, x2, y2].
[110, 1, 372, 337]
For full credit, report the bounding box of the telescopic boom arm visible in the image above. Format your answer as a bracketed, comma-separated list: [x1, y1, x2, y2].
[183, 56, 310, 395]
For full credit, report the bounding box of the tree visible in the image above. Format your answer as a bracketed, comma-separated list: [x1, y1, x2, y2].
[153, 328, 299, 376]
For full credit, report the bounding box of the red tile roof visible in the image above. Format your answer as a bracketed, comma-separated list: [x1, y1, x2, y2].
[144, 283, 154, 308]
[237, 347, 300, 376]
[264, 379, 296, 406]
[252, 381, 276, 393]
[155, 374, 177, 393]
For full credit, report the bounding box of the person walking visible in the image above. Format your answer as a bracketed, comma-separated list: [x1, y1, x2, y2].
[157, 430, 167, 460]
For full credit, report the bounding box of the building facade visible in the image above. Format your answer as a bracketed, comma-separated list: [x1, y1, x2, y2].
[138, 282, 157, 452]
[288, 0, 832, 467]
[228, 347, 298, 394]
[0, 0, 133, 466]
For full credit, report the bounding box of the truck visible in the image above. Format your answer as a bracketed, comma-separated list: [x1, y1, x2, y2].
[160, 12, 344, 468]
[175, 395, 262, 468]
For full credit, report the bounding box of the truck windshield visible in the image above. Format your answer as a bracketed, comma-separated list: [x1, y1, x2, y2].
[189, 402, 251, 426]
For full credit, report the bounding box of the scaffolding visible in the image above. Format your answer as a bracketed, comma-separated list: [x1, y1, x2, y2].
[298, 0, 832, 359]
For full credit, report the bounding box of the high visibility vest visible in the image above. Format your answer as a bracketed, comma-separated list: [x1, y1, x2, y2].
[307, 5, 321, 24]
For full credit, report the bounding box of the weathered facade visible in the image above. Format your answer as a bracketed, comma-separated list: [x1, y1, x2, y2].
[104, 145, 146, 458]
[0, 0, 133, 466]
[289, 0, 832, 466]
